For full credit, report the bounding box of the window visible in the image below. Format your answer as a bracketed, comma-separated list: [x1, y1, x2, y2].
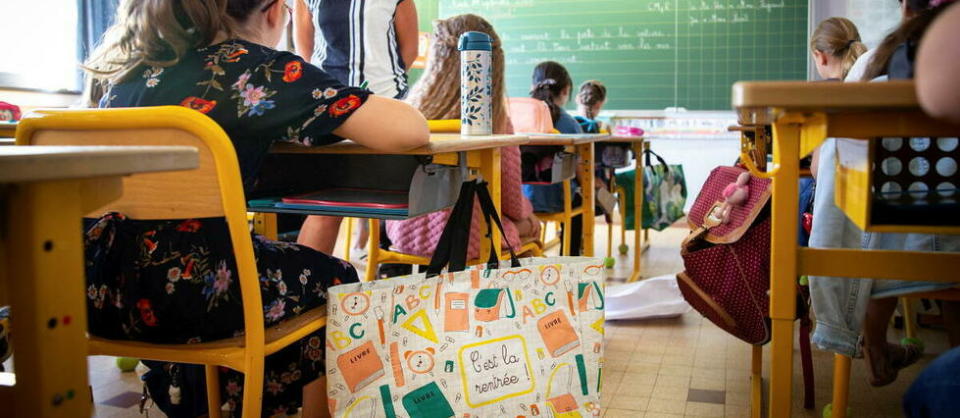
[0, 1, 79, 92]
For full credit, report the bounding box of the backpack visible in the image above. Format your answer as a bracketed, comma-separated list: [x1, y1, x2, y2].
[677, 165, 816, 409]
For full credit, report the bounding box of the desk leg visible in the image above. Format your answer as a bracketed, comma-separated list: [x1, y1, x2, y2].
[479, 148, 502, 260]
[5, 180, 93, 417]
[252, 213, 278, 240]
[769, 121, 801, 418]
[629, 141, 645, 282]
[577, 143, 595, 257]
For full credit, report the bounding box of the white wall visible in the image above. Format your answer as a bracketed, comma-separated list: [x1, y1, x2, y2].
[808, 0, 902, 80]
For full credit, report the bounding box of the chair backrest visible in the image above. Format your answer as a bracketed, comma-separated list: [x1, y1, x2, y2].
[17, 106, 267, 345]
[508, 97, 554, 133]
[16, 106, 240, 219]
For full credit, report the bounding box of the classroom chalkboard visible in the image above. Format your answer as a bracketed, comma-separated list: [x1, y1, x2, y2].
[437, 0, 808, 110]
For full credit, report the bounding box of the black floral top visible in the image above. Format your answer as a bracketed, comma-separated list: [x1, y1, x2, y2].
[101, 39, 371, 191]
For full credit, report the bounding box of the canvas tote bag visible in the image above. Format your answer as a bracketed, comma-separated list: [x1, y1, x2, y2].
[325, 180, 605, 417]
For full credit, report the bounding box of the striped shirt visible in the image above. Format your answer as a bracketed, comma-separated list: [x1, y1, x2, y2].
[306, 0, 408, 98]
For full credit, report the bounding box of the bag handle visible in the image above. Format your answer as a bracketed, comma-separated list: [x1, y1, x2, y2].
[426, 180, 477, 277]
[425, 180, 520, 278]
[643, 149, 670, 174]
[475, 180, 521, 270]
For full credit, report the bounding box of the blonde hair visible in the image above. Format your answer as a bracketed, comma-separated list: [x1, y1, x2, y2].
[84, 0, 264, 86]
[407, 14, 509, 132]
[810, 17, 867, 79]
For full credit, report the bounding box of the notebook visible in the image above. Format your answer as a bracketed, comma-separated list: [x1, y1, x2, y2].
[537, 310, 580, 357]
[336, 340, 385, 393]
[282, 188, 409, 209]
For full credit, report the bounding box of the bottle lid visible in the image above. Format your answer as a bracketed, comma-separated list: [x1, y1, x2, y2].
[458, 31, 493, 51]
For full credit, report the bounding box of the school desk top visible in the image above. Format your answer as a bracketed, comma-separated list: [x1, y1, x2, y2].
[522, 133, 611, 146]
[0, 145, 199, 183]
[732, 80, 918, 124]
[0, 139, 13, 146]
[599, 135, 646, 144]
[270, 134, 529, 155]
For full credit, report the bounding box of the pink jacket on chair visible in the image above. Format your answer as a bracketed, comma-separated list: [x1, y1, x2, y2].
[385, 120, 533, 259]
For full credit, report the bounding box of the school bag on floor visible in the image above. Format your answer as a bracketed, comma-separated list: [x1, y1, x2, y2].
[325, 179, 605, 418]
[615, 149, 687, 231]
[676, 165, 816, 409]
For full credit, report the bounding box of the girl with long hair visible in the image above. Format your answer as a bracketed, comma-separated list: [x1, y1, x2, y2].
[385, 14, 541, 260]
[82, 0, 427, 416]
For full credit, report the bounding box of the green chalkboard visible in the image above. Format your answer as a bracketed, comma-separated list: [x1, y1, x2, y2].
[436, 0, 808, 110]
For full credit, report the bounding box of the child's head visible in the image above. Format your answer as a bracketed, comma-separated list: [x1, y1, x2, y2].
[810, 17, 866, 80]
[576, 80, 607, 120]
[864, 1, 951, 80]
[407, 14, 508, 130]
[530, 61, 573, 124]
[901, 0, 935, 19]
[86, 0, 289, 84]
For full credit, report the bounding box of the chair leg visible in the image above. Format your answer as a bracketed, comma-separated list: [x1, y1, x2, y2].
[241, 356, 266, 418]
[902, 297, 917, 340]
[205, 365, 222, 418]
[829, 354, 852, 418]
[750, 345, 762, 418]
[344, 217, 353, 262]
[561, 179, 572, 257]
[364, 219, 381, 282]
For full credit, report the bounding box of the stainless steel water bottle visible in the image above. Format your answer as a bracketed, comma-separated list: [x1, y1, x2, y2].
[458, 31, 493, 136]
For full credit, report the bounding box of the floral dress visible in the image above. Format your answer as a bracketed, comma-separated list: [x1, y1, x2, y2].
[89, 39, 371, 417]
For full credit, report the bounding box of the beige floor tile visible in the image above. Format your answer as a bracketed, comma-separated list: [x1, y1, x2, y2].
[647, 397, 687, 415]
[658, 365, 693, 377]
[689, 376, 725, 391]
[644, 413, 683, 418]
[603, 370, 626, 393]
[605, 407, 645, 418]
[684, 401, 725, 417]
[691, 367, 725, 381]
[662, 353, 696, 366]
[724, 390, 751, 406]
[650, 383, 688, 401]
[626, 361, 662, 375]
[616, 381, 654, 397]
[654, 374, 690, 388]
[633, 351, 665, 364]
[621, 372, 659, 386]
[723, 404, 751, 418]
[609, 395, 650, 411]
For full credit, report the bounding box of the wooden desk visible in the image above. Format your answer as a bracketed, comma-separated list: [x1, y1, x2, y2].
[0, 145, 198, 418]
[266, 134, 529, 278]
[524, 134, 609, 258]
[0, 139, 14, 146]
[602, 135, 649, 281]
[732, 81, 960, 418]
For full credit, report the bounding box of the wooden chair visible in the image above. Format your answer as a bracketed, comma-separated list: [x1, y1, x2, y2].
[509, 97, 582, 256]
[17, 106, 327, 417]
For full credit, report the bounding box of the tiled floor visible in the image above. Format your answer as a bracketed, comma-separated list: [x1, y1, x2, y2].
[81, 219, 951, 417]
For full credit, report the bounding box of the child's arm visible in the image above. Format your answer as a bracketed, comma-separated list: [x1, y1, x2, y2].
[394, 0, 420, 70]
[917, 3, 960, 123]
[333, 95, 430, 151]
[293, 0, 315, 61]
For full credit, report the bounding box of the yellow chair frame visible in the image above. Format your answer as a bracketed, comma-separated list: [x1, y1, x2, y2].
[17, 106, 326, 417]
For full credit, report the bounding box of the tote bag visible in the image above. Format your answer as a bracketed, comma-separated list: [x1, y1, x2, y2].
[615, 149, 687, 231]
[325, 180, 605, 418]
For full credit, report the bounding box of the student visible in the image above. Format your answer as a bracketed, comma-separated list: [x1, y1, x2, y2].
[292, 0, 419, 258]
[802, 18, 867, 244]
[808, 0, 960, 388]
[82, 0, 428, 416]
[385, 14, 541, 260]
[574, 80, 607, 134]
[916, 0, 960, 123]
[810, 17, 867, 82]
[523, 61, 585, 255]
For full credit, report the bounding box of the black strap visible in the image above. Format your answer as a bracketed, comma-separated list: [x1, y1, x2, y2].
[426, 180, 477, 277]
[643, 149, 670, 174]
[425, 180, 521, 277]
[475, 180, 521, 269]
